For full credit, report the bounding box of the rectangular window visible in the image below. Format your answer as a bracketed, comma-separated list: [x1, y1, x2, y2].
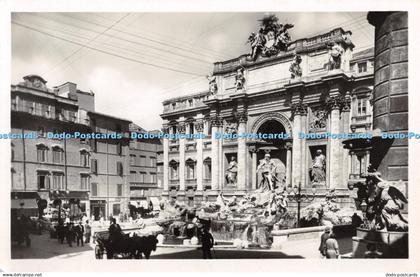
[358, 62, 367, 73]
[130, 154, 136, 166]
[81, 175, 90, 190]
[150, 157, 156, 167]
[204, 161, 212, 179]
[117, 184, 123, 196]
[140, 156, 146, 166]
[357, 98, 368, 116]
[37, 172, 50, 190]
[117, 162, 123, 176]
[52, 173, 64, 190]
[150, 173, 157, 183]
[170, 164, 179, 180]
[80, 151, 90, 167]
[91, 139, 97, 152]
[186, 162, 196, 180]
[37, 147, 48, 163]
[91, 159, 98, 174]
[139, 172, 146, 183]
[91, 183, 98, 196]
[52, 149, 63, 164]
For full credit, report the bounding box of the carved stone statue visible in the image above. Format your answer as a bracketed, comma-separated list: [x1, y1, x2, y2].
[310, 149, 326, 185]
[225, 156, 238, 185]
[350, 171, 408, 232]
[327, 42, 344, 70]
[225, 122, 238, 135]
[289, 54, 302, 79]
[309, 109, 327, 131]
[207, 75, 217, 95]
[235, 67, 245, 91]
[257, 153, 278, 191]
[247, 14, 294, 61]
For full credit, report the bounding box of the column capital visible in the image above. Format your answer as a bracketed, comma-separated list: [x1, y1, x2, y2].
[236, 111, 248, 123]
[194, 121, 204, 132]
[210, 115, 223, 127]
[161, 125, 170, 133]
[291, 100, 307, 117]
[177, 122, 186, 134]
[285, 141, 293, 150]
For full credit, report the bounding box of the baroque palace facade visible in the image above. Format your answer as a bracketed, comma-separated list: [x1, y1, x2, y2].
[160, 21, 375, 206]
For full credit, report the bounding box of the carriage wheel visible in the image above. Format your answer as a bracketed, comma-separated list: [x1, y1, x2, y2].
[95, 245, 103, 259]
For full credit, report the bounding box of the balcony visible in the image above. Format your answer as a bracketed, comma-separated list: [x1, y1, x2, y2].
[350, 114, 372, 131]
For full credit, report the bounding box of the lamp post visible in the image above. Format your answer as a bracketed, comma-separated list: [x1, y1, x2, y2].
[286, 182, 317, 227]
[360, 199, 368, 228]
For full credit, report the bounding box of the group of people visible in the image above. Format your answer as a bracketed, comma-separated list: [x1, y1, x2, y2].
[318, 226, 340, 259]
[55, 219, 92, 247]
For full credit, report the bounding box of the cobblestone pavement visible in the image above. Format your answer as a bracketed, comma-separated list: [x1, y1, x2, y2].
[11, 232, 352, 260]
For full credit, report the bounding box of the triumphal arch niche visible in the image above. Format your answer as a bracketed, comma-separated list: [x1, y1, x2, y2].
[160, 14, 374, 207]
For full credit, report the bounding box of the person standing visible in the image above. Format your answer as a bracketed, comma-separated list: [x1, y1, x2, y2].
[84, 220, 92, 244]
[318, 226, 331, 258]
[75, 221, 85, 246]
[325, 232, 340, 259]
[201, 228, 214, 259]
[66, 222, 75, 247]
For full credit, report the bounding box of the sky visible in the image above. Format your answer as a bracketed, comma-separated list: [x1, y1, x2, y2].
[11, 12, 374, 130]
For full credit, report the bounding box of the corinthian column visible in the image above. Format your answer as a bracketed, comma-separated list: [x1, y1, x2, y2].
[211, 116, 221, 190]
[292, 102, 304, 186]
[178, 123, 186, 191]
[195, 120, 204, 191]
[341, 94, 351, 188]
[163, 126, 170, 194]
[285, 142, 293, 186]
[328, 97, 342, 188]
[237, 112, 247, 190]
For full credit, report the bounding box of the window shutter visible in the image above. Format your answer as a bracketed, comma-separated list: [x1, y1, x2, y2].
[45, 175, 50, 189]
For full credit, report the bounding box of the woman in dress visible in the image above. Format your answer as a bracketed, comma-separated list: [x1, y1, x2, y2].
[325, 232, 340, 259]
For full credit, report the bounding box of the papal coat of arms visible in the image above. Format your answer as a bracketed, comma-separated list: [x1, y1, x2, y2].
[247, 14, 294, 61]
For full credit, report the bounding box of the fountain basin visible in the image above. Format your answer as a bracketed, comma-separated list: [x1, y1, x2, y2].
[352, 228, 408, 258]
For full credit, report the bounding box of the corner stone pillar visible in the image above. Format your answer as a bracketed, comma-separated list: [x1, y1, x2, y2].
[237, 113, 247, 190]
[340, 96, 351, 188]
[300, 110, 308, 187]
[367, 12, 408, 182]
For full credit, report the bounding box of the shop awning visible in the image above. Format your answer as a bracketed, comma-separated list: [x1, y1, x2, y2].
[11, 199, 38, 209]
[50, 191, 89, 200]
[149, 197, 161, 211]
[11, 191, 41, 200]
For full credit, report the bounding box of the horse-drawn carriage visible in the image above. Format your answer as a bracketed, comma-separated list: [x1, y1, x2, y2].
[94, 230, 158, 259]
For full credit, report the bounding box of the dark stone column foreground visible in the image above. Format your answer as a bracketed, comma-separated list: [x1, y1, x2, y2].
[367, 12, 408, 181]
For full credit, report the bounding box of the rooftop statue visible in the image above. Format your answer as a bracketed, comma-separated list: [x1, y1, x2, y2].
[247, 14, 294, 61]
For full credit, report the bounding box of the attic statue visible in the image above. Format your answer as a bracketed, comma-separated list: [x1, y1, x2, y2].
[349, 170, 408, 232]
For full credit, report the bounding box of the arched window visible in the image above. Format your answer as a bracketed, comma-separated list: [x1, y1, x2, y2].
[185, 158, 196, 180]
[36, 143, 48, 163]
[203, 157, 212, 180]
[80, 149, 90, 167]
[52, 145, 64, 164]
[169, 159, 179, 180]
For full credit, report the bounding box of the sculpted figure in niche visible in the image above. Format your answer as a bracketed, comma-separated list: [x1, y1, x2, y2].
[225, 156, 238, 185]
[289, 54, 302, 79]
[311, 149, 326, 185]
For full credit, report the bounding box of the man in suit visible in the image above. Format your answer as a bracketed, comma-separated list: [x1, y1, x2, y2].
[75, 221, 85, 246]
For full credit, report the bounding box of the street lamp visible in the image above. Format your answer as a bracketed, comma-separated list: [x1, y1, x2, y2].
[360, 199, 368, 228]
[286, 182, 317, 227]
